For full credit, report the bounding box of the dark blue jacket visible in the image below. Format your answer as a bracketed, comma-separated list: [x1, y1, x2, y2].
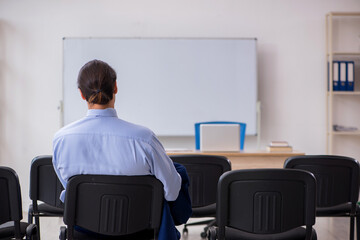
[158, 162, 192, 240]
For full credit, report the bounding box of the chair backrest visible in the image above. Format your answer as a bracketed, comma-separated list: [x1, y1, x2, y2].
[170, 155, 231, 208]
[0, 166, 23, 238]
[29, 155, 64, 208]
[63, 174, 164, 238]
[284, 155, 360, 209]
[216, 169, 316, 239]
[195, 121, 246, 151]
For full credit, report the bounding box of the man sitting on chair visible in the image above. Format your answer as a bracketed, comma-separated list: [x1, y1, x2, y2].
[53, 59, 191, 240]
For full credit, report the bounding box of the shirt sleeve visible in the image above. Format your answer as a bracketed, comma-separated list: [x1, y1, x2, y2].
[52, 136, 67, 202]
[146, 135, 181, 201]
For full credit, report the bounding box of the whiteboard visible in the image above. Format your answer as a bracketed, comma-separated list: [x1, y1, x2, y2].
[63, 38, 257, 136]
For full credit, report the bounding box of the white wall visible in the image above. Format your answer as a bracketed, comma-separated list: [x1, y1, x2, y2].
[1, 0, 360, 208]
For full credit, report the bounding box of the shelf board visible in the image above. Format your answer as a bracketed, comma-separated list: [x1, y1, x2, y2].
[335, 52, 360, 55]
[330, 52, 360, 56]
[331, 131, 360, 136]
[327, 91, 360, 96]
[328, 12, 360, 17]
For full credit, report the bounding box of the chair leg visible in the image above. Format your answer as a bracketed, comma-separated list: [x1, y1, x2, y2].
[201, 219, 216, 238]
[28, 211, 33, 224]
[207, 226, 217, 240]
[26, 224, 39, 240]
[35, 216, 41, 240]
[60, 226, 67, 240]
[182, 219, 214, 236]
[357, 214, 360, 240]
[182, 225, 188, 235]
[350, 216, 355, 240]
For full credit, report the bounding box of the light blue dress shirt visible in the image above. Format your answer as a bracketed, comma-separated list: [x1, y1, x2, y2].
[53, 108, 181, 202]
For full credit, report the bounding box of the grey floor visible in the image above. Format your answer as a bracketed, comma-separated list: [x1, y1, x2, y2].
[38, 215, 351, 240]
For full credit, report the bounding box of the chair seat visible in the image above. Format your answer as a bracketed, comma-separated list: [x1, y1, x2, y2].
[224, 226, 317, 240]
[72, 227, 155, 240]
[316, 203, 359, 216]
[0, 221, 29, 238]
[191, 203, 216, 217]
[29, 203, 64, 216]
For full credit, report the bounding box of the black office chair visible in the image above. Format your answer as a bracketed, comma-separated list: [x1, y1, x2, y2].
[284, 155, 360, 240]
[0, 166, 39, 240]
[28, 155, 64, 239]
[59, 174, 164, 240]
[170, 154, 231, 238]
[208, 169, 317, 240]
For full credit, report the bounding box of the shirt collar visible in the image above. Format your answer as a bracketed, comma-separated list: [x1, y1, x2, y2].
[86, 108, 118, 118]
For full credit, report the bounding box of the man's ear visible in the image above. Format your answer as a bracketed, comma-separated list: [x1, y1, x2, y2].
[79, 89, 86, 100]
[114, 81, 118, 94]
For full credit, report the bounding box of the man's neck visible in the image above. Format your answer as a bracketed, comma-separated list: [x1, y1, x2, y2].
[87, 102, 114, 110]
[86, 94, 116, 110]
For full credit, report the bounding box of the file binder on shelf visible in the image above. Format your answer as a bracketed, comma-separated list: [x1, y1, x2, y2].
[330, 61, 356, 92]
[333, 61, 340, 91]
[346, 61, 355, 91]
[340, 62, 347, 91]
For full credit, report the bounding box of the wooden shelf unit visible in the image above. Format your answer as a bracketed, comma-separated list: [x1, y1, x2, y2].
[326, 12, 360, 155]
